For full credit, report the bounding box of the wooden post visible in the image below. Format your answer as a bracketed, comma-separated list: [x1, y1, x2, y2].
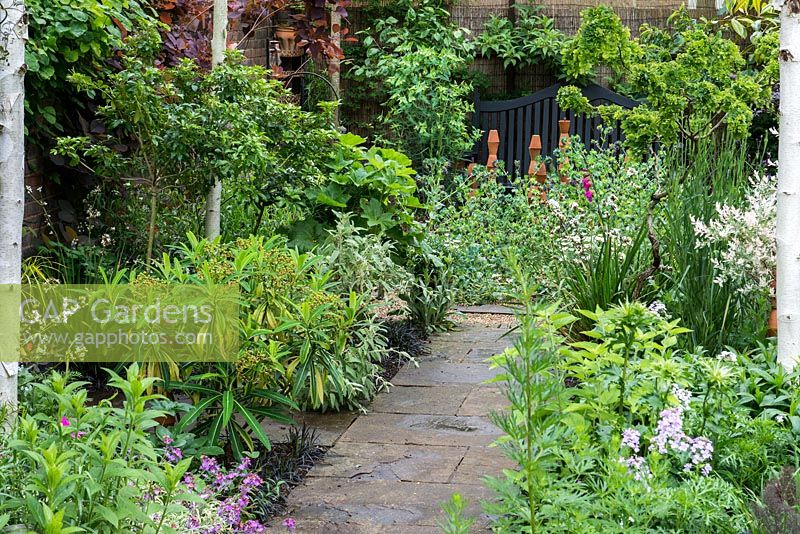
[527, 135, 542, 202]
[487, 129, 500, 172]
[558, 118, 570, 184]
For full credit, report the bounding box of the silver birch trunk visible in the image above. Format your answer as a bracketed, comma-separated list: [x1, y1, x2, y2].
[204, 0, 227, 240]
[0, 0, 26, 409]
[777, 0, 800, 369]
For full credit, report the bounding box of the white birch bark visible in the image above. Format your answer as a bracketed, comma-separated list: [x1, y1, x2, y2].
[0, 0, 26, 409]
[204, 0, 227, 240]
[777, 0, 800, 369]
[330, 6, 341, 126]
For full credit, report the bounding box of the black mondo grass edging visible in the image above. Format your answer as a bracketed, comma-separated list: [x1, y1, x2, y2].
[378, 318, 429, 383]
[250, 425, 328, 520]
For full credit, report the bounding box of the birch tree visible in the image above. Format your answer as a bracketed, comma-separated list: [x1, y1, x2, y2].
[777, 0, 800, 369]
[0, 0, 26, 408]
[204, 0, 227, 239]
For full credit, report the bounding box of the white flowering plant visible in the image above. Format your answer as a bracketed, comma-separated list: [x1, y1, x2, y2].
[692, 173, 776, 297]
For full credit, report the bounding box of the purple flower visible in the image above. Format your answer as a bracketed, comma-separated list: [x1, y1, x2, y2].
[618, 455, 651, 481]
[651, 406, 687, 454]
[621, 428, 640, 451]
[241, 472, 263, 491]
[242, 520, 266, 534]
[200, 455, 220, 475]
[219, 497, 242, 525]
[282, 518, 296, 532]
[60, 416, 70, 427]
[70, 431, 86, 439]
[164, 444, 183, 463]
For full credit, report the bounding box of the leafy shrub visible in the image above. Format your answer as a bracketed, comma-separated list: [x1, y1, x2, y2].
[485, 264, 791, 531]
[475, 5, 566, 73]
[401, 272, 456, 335]
[426, 140, 654, 304]
[315, 213, 412, 299]
[354, 0, 478, 164]
[289, 133, 426, 254]
[658, 139, 770, 353]
[557, 7, 775, 155]
[752, 467, 800, 534]
[156, 233, 391, 420]
[26, 0, 156, 140]
[54, 37, 335, 265]
[0, 365, 194, 532]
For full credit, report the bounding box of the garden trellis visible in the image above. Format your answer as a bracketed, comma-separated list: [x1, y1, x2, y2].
[471, 82, 639, 177]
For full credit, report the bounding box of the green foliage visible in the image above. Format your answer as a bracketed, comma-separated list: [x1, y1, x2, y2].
[485, 292, 786, 532]
[475, 5, 566, 73]
[169, 361, 297, 459]
[486, 258, 578, 533]
[557, 7, 774, 155]
[54, 39, 335, 265]
[25, 0, 157, 141]
[154, 233, 391, 419]
[289, 133, 426, 254]
[561, 223, 650, 318]
[401, 270, 456, 335]
[438, 493, 475, 534]
[657, 139, 769, 354]
[0, 365, 194, 533]
[561, 6, 639, 83]
[354, 0, 478, 164]
[315, 213, 413, 298]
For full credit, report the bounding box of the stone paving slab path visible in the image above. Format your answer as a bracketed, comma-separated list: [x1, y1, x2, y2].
[267, 322, 516, 533]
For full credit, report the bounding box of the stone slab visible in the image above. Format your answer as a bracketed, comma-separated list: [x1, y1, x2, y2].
[450, 446, 518, 485]
[370, 385, 473, 416]
[455, 305, 518, 315]
[282, 478, 494, 528]
[308, 442, 467, 483]
[263, 410, 358, 448]
[340, 413, 502, 447]
[266, 521, 446, 533]
[428, 326, 512, 345]
[457, 385, 508, 417]
[392, 361, 501, 387]
[459, 346, 508, 363]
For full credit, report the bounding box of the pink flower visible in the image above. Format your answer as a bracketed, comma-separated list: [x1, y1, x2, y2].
[581, 175, 593, 202]
[60, 416, 70, 427]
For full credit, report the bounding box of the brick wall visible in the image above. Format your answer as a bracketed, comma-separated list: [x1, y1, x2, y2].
[22, 146, 57, 256]
[230, 19, 270, 67]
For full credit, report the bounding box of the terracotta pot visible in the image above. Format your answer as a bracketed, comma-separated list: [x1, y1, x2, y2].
[276, 26, 301, 57]
[558, 119, 571, 148]
[768, 308, 778, 337]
